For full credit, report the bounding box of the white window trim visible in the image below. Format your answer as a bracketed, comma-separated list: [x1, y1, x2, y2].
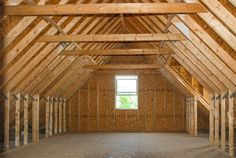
[115, 75, 138, 110]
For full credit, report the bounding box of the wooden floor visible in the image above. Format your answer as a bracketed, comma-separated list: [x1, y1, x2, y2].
[0, 133, 228, 158]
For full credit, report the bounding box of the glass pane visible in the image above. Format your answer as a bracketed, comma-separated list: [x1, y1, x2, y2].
[116, 95, 138, 109]
[116, 79, 137, 93]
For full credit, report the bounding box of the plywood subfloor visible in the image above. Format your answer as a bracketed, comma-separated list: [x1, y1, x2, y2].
[0, 133, 228, 158]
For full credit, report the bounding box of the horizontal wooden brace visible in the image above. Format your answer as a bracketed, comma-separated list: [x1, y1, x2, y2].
[61, 48, 173, 56]
[0, 3, 207, 15]
[38, 33, 186, 42]
[83, 64, 162, 69]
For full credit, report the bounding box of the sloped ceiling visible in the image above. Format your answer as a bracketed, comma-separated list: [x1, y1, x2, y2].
[0, 0, 235, 104]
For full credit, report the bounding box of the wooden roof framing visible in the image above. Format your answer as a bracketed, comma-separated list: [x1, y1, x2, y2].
[0, 0, 235, 113]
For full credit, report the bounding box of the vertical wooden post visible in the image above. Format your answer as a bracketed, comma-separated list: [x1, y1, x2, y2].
[36, 95, 40, 142]
[15, 93, 21, 147]
[228, 90, 234, 157]
[23, 94, 29, 145]
[49, 97, 53, 136]
[32, 95, 39, 143]
[209, 93, 214, 145]
[59, 98, 62, 134]
[45, 96, 50, 138]
[63, 99, 66, 133]
[188, 98, 191, 134]
[214, 93, 219, 146]
[221, 92, 226, 151]
[54, 97, 58, 135]
[4, 92, 10, 151]
[190, 98, 194, 135]
[186, 98, 189, 133]
[193, 97, 197, 136]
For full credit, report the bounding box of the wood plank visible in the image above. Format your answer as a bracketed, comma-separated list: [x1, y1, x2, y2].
[193, 97, 197, 136]
[23, 94, 29, 145]
[228, 89, 234, 157]
[209, 94, 214, 145]
[185, 99, 188, 133]
[83, 64, 161, 69]
[38, 33, 186, 42]
[201, 0, 236, 36]
[221, 92, 226, 151]
[63, 99, 66, 133]
[165, 65, 210, 111]
[1, 3, 207, 15]
[214, 93, 219, 146]
[32, 95, 39, 143]
[59, 98, 63, 134]
[45, 96, 50, 138]
[49, 97, 53, 136]
[54, 98, 58, 135]
[62, 48, 172, 56]
[15, 93, 20, 147]
[4, 92, 10, 151]
[36, 95, 40, 142]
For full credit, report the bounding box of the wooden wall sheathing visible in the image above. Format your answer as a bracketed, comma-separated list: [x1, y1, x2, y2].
[69, 70, 187, 132]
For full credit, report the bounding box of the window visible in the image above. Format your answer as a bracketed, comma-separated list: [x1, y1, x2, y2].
[115, 75, 138, 109]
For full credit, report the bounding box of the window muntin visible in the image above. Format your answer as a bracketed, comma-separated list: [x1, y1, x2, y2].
[115, 75, 138, 109]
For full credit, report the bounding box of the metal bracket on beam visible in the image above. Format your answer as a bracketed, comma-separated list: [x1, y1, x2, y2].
[0, 92, 8, 100]
[222, 92, 228, 99]
[211, 96, 215, 100]
[50, 98, 53, 102]
[230, 91, 236, 98]
[215, 94, 221, 100]
[12, 94, 19, 100]
[30, 95, 36, 101]
[41, 96, 48, 101]
[21, 94, 27, 100]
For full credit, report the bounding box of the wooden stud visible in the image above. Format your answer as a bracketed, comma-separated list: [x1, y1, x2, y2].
[32, 95, 39, 143]
[15, 93, 20, 147]
[36, 95, 40, 142]
[63, 99, 66, 133]
[214, 93, 219, 146]
[221, 92, 226, 152]
[209, 94, 214, 145]
[45, 96, 50, 138]
[54, 98, 58, 135]
[191, 98, 194, 135]
[193, 97, 197, 136]
[49, 98, 54, 136]
[228, 89, 234, 157]
[59, 98, 63, 134]
[4, 92, 10, 151]
[23, 94, 29, 145]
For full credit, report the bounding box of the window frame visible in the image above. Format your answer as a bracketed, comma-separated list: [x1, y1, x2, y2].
[115, 75, 138, 110]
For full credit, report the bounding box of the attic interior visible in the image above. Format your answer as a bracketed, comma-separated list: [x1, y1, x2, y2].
[0, 0, 235, 157]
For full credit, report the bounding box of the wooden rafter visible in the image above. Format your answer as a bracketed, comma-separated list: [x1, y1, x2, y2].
[61, 48, 172, 56]
[1, 3, 207, 15]
[83, 64, 162, 69]
[38, 33, 185, 42]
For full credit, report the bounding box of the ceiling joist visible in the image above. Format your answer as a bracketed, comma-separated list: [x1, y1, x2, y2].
[38, 33, 186, 42]
[0, 3, 207, 16]
[83, 64, 162, 69]
[61, 48, 172, 56]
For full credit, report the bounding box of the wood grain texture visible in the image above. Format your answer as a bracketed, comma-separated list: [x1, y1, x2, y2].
[69, 70, 186, 132]
[1, 3, 207, 15]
